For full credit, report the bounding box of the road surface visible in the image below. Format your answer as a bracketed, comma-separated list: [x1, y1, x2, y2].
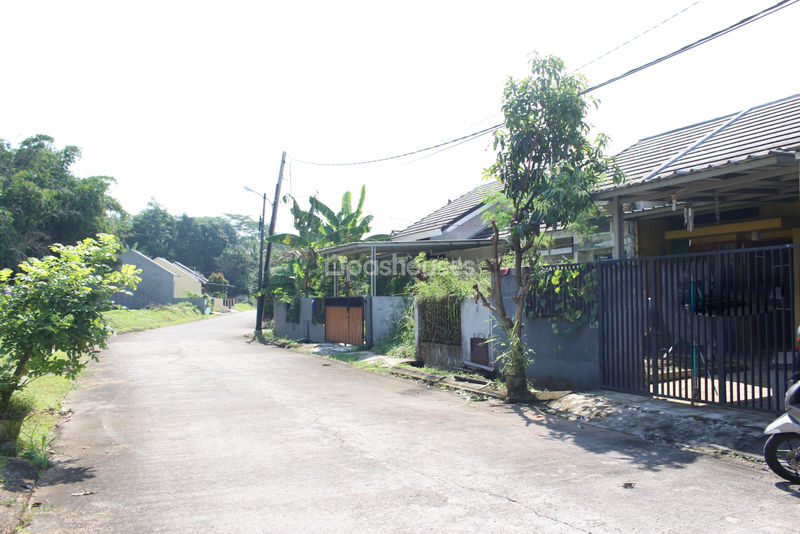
[30, 311, 799, 533]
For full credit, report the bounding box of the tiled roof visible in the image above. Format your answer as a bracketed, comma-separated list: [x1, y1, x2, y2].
[610, 93, 800, 188]
[392, 182, 500, 239]
[395, 93, 800, 238]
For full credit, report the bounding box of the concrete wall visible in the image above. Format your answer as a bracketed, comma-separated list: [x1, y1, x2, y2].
[494, 268, 601, 389]
[523, 319, 600, 390]
[369, 297, 408, 346]
[273, 298, 325, 343]
[114, 250, 176, 309]
[461, 298, 493, 367]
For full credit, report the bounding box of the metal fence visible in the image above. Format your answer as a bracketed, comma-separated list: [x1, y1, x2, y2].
[527, 262, 597, 320]
[597, 244, 799, 413]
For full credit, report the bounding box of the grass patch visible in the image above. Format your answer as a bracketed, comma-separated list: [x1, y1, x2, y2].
[1, 373, 78, 468]
[105, 302, 206, 333]
[233, 302, 255, 311]
[322, 351, 363, 364]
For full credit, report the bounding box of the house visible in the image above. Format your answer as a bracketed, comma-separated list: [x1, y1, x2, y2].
[598, 92, 800, 259]
[114, 250, 210, 311]
[393, 93, 800, 412]
[154, 257, 203, 297]
[114, 250, 181, 309]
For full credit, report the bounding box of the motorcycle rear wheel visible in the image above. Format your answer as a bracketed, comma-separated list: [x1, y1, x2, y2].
[764, 433, 800, 483]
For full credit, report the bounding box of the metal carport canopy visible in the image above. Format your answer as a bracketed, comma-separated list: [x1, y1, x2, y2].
[318, 239, 500, 257]
[319, 239, 502, 297]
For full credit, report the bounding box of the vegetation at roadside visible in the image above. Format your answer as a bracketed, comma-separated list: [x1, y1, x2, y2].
[233, 301, 255, 311]
[0, 235, 139, 412]
[105, 302, 206, 333]
[372, 305, 416, 359]
[474, 53, 618, 400]
[12, 373, 75, 468]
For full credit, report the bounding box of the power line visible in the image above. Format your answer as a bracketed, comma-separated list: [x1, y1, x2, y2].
[290, 124, 498, 167]
[575, 0, 704, 72]
[290, 0, 797, 168]
[584, 0, 799, 93]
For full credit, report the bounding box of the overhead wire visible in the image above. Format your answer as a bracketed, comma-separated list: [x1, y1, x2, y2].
[289, 0, 798, 168]
[574, 0, 704, 72]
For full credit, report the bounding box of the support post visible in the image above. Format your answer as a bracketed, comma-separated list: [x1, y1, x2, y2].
[612, 197, 626, 260]
[370, 245, 376, 297]
[256, 151, 286, 335]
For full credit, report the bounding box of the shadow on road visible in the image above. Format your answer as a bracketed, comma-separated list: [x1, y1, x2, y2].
[37, 459, 95, 487]
[504, 403, 700, 472]
[774, 481, 800, 498]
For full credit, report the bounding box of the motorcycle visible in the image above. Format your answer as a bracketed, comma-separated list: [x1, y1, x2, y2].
[763, 326, 800, 483]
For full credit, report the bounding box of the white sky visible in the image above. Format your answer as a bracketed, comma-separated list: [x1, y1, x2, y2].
[2, 0, 799, 236]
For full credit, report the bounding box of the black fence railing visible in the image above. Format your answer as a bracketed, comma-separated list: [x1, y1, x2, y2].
[527, 262, 598, 321]
[418, 296, 462, 346]
[597, 244, 798, 413]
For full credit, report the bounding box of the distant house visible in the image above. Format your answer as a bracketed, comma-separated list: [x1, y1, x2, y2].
[114, 250, 210, 309]
[153, 257, 203, 297]
[114, 250, 179, 309]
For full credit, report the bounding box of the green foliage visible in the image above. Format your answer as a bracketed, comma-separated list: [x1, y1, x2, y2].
[266, 186, 384, 299]
[409, 253, 488, 299]
[417, 296, 461, 346]
[528, 262, 598, 336]
[285, 297, 301, 323]
[104, 302, 205, 333]
[126, 203, 259, 296]
[0, 234, 140, 411]
[373, 305, 416, 359]
[207, 272, 229, 297]
[0, 135, 123, 271]
[477, 53, 616, 396]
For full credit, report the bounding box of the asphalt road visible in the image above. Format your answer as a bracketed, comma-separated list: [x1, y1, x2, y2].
[30, 311, 799, 533]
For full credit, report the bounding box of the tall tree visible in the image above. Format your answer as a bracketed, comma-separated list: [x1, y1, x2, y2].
[130, 200, 176, 259]
[0, 135, 122, 270]
[474, 54, 616, 400]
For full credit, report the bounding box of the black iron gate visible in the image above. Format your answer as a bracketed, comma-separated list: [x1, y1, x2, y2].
[598, 244, 798, 413]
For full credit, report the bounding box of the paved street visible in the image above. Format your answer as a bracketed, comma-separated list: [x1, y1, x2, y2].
[30, 311, 799, 533]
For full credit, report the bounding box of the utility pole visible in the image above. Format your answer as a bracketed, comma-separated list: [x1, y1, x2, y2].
[255, 151, 286, 335]
[252, 191, 267, 335]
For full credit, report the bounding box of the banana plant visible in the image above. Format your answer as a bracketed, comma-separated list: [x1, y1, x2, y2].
[265, 186, 388, 298]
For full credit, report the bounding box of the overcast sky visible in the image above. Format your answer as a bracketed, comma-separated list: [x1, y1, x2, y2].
[2, 0, 798, 235]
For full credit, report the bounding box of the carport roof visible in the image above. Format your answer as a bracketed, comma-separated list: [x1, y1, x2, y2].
[319, 239, 500, 257]
[596, 93, 800, 208]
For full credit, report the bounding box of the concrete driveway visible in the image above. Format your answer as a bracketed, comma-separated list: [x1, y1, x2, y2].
[30, 311, 799, 533]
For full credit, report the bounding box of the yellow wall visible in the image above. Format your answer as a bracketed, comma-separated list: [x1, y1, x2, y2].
[153, 258, 202, 298]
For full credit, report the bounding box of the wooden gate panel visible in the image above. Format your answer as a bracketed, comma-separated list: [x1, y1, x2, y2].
[325, 297, 364, 345]
[347, 307, 363, 345]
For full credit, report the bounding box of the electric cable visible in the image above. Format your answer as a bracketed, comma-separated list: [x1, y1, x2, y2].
[290, 0, 797, 167]
[574, 0, 704, 72]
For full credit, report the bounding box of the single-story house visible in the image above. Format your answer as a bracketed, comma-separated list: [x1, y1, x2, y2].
[113, 250, 209, 310]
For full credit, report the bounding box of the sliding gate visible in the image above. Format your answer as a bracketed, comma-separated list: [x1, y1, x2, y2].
[598, 244, 798, 413]
[325, 297, 364, 345]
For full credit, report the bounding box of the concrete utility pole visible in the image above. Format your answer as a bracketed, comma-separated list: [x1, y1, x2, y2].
[255, 151, 286, 335]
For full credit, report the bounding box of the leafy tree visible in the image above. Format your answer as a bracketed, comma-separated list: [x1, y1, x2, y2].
[474, 54, 616, 400]
[0, 235, 139, 412]
[266, 187, 386, 299]
[267, 196, 325, 297]
[130, 200, 176, 259]
[207, 272, 229, 298]
[0, 135, 123, 270]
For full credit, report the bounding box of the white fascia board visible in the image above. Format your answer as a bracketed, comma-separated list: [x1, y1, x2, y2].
[442, 204, 491, 236]
[391, 228, 442, 242]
